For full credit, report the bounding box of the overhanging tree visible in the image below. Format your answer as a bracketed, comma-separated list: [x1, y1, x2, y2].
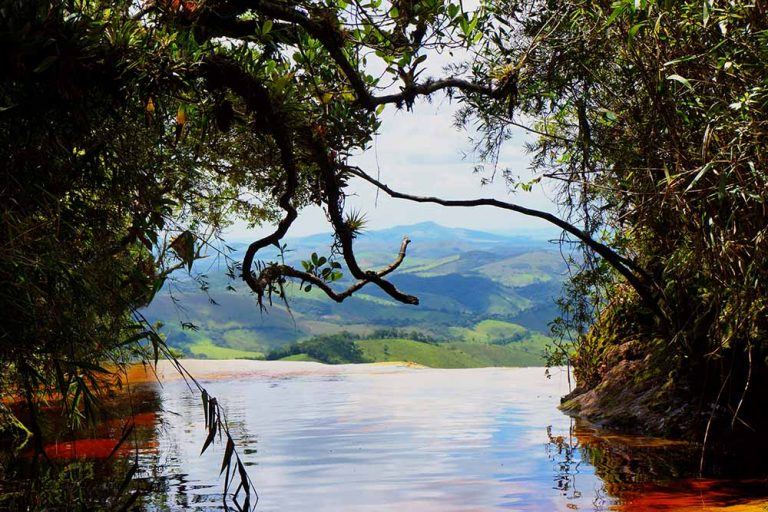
[5, 0, 767, 506]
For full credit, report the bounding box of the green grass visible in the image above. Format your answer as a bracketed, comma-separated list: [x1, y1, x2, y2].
[188, 336, 264, 359]
[445, 339, 548, 366]
[476, 251, 563, 287]
[174, 315, 551, 367]
[356, 338, 483, 368]
[449, 319, 529, 343]
[222, 328, 267, 351]
[476, 319, 528, 338]
[500, 273, 552, 287]
[300, 320, 375, 336]
[279, 353, 320, 362]
[353, 294, 399, 306]
[401, 255, 460, 274]
[354, 335, 549, 368]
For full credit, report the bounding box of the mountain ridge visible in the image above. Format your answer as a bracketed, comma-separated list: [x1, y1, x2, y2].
[148, 222, 566, 367]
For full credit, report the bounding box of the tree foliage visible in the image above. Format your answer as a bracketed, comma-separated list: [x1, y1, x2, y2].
[465, 0, 768, 449]
[3, 0, 767, 501]
[0, 0, 512, 506]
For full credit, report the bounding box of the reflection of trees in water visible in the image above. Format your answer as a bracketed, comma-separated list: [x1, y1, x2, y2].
[0, 380, 165, 510]
[545, 421, 609, 511]
[135, 384, 255, 511]
[545, 417, 712, 510]
[546, 419, 768, 510]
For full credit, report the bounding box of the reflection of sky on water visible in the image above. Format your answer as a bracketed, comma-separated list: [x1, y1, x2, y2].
[140, 365, 609, 511]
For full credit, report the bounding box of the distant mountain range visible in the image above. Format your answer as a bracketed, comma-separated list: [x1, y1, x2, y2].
[146, 222, 567, 366]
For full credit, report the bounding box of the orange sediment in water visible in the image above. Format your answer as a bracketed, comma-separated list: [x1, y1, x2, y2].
[612, 479, 768, 511]
[574, 424, 690, 449]
[565, 421, 768, 511]
[41, 438, 158, 459]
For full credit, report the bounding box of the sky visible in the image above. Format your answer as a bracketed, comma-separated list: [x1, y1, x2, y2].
[226, 17, 561, 241]
[226, 96, 560, 241]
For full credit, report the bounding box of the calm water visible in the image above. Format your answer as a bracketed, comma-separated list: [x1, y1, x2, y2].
[111, 362, 768, 510]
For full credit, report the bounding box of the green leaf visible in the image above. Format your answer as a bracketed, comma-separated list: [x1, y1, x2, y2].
[703, 0, 711, 27]
[686, 162, 714, 192]
[170, 230, 195, 271]
[605, 4, 627, 26]
[459, 16, 469, 36]
[666, 74, 694, 92]
[628, 22, 644, 39]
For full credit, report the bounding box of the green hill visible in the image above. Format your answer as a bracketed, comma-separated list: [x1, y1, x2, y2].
[356, 338, 481, 368]
[145, 223, 565, 365]
[264, 320, 550, 368]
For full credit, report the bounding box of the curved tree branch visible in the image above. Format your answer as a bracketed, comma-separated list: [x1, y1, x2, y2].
[308, 132, 419, 304]
[200, 56, 418, 306]
[201, 56, 300, 303]
[261, 236, 411, 302]
[346, 165, 667, 323]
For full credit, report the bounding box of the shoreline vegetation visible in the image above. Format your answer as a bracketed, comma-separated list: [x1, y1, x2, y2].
[3, 0, 768, 509]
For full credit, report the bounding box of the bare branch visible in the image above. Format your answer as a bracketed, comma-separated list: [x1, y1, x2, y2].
[263, 236, 412, 303]
[346, 165, 667, 322]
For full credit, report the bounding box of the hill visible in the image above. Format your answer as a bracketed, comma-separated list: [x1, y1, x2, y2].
[144, 223, 566, 366]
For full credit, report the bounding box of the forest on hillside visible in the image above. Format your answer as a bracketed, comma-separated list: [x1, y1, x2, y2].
[2, 0, 767, 509]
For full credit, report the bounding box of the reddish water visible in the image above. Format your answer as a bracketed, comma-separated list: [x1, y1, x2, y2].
[9, 361, 768, 511]
[614, 479, 768, 511]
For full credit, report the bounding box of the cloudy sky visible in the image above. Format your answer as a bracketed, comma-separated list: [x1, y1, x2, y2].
[227, 22, 561, 241]
[227, 96, 560, 241]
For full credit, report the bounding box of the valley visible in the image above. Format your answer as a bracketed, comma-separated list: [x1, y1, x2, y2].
[145, 222, 566, 367]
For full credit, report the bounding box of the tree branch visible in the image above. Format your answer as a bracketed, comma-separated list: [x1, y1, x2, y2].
[308, 132, 419, 304]
[200, 56, 418, 306]
[264, 236, 411, 303]
[346, 165, 666, 322]
[247, 0, 503, 109]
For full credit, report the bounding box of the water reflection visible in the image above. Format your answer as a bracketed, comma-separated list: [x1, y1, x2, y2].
[129, 362, 768, 510]
[546, 417, 768, 511]
[134, 364, 609, 511]
[3, 361, 768, 511]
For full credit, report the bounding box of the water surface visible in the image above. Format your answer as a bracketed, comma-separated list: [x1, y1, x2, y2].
[114, 361, 768, 511]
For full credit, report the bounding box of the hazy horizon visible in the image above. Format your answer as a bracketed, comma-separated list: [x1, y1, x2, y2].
[225, 97, 559, 241]
[224, 219, 563, 243]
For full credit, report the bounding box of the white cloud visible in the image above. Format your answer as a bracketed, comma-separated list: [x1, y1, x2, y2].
[227, 98, 559, 241]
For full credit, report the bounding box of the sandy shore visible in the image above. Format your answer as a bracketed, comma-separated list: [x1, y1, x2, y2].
[124, 358, 549, 384]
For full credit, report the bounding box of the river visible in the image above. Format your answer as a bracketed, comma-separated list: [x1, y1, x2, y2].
[29, 361, 768, 511]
